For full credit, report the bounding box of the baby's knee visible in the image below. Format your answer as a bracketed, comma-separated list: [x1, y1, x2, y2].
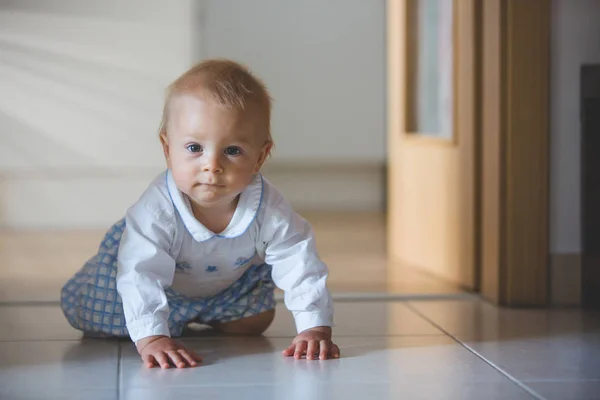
[244, 309, 276, 335]
[211, 309, 275, 335]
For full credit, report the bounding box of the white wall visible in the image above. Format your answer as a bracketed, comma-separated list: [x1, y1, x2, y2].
[0, 0, 194, 171]
[201, 0, 386, 162]
[4, 0, 591, 250]
[0, 0, 195, 228]
[0, 0, 387, 228]
[550, 0, 600, 253]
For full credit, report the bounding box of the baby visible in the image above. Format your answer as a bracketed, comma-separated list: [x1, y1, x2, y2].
[60, 59, 339, 368]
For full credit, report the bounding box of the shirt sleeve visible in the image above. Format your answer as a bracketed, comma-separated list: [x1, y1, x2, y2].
[260, 191, 334, 334]
[116, 201, 176, 343]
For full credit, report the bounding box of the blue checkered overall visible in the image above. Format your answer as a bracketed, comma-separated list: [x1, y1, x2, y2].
[60, 218, 276, 338]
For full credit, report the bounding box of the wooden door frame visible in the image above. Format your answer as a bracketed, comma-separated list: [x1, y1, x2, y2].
[387, 0, 551, 306]
[480, 0, 551, 306]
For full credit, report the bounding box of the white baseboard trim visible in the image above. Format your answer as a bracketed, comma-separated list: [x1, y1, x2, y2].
[261, 162, 385, 212]
[0, 163, 385, 229]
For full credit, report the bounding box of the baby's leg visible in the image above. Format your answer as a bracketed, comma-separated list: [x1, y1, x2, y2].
[184, 263, 277, 336]
[208, 309, 275, 335]
[60, 219, 128, 338]
[60, 254, 128, 338]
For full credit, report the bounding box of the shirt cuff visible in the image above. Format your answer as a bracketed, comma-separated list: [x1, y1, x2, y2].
[293, 310, 334, 334]
[126, 316, 171, 343]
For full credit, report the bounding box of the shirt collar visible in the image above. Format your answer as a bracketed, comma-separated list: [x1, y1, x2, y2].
[166, 170, 264, 242]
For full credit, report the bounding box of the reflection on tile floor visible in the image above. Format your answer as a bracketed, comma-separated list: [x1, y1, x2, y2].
[1, 299, 600, 399]
[0, 213, 463, 303]
[2, 213, 597, 399]
[119, 336, 534, 400]
[409, 300, 600, 382]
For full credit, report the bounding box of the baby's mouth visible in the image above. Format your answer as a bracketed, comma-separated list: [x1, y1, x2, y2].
[201, 182, 225, 188]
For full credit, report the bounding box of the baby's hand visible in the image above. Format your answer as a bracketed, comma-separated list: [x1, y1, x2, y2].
[136, 335, 202, 369]
[282, 326, 340, 360]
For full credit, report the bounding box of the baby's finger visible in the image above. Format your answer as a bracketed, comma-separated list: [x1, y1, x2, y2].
[181, 347, 203, 363]
[330, 343, 341, 359]
[319, 340, 330, 360]
[307, 340, 318, 360]
[142, 353, 158, 368]
[178, 349, 200, 367]
[282, 343, 296, 357]
[294, 341, 308, 359]
[154, 352, 171, 369]
[167, 350, 186, 369]
[190, 350, 204, 363]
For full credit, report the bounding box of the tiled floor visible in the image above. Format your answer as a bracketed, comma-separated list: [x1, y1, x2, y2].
[0, 212, 462, 303]
[2, 213, 599, 399]
[1, 299, 600, 400]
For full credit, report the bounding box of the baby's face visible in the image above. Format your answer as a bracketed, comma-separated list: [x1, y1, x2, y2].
[162, 94, 270, 209]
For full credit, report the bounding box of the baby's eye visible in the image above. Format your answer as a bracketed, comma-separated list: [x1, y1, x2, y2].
[224, 147, 242, 156]
[186, 144, 202, 153]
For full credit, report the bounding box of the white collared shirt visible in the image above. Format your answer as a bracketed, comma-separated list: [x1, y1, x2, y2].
[116, 170, 334, 343]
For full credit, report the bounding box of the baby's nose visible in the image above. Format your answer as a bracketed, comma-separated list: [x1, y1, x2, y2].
[203, 155, 223, 173]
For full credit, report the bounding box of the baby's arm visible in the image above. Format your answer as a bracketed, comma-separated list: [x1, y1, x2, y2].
[259, 190, 339, 360]
[116, 203, 200, 368]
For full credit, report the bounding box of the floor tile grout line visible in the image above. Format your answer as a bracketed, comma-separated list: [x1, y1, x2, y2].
[0, 301, 63, 306]
[404, 302, 547, 400]
[0, 333, 450, 343]
[117, 341, 122, 400]
[522, 378, 600, 383]
[0, 338, 129, 343]
[0, 338, 86, 343]
[0, 292, 479, 306]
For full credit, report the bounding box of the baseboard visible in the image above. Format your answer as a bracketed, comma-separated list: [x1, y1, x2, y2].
[0, 162, 385, 229]
[0, 168, 162, 230]
[261, 162, 385, 212]
[550, 253, 581, 306]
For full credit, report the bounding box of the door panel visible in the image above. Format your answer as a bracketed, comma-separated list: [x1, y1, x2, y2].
[387, 0, 477, 289]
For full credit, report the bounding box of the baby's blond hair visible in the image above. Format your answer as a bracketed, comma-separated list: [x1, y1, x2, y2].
[159, 59, 273, 144]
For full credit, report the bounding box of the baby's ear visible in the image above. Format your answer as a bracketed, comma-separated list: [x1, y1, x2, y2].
[160, 131, 171, 165]
[255, 141, 273, 173]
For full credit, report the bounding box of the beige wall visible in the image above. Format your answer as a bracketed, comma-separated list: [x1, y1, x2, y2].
[200, 0, 386, 163]
[0, 0, 386, 229]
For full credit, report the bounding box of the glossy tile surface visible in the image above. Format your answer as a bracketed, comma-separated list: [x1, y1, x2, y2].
[0, 304, 83, 341]
[0, 340, 119, 400]
[4, 297, 600, 398]
[0, 212, 462, 303]
[0, 301, 600, 400]
[119, 336, 536, 400]
[526, 381, 600, 400]
[262, 301, 442, 337]
[120, 383, 535, 400]
[0, 300, 442, 343]
[409, 300, 600, 381]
